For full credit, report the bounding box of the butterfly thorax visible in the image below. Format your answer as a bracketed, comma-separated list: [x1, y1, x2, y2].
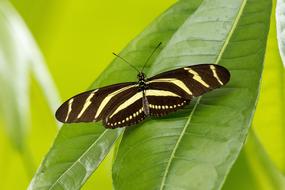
[137, 72, 148, 91]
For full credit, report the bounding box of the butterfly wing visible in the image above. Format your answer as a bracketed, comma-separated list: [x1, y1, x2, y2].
[146, 64, 230, 116]
[103, 92, 146, 128]
[145, 89, 190, 117]
[55, 82, 137, 123]
[148, 64, 230, 98]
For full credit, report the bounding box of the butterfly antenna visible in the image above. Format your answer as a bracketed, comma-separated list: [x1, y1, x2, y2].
[112, 52, 140, 73]
[141, 42, 162, 72]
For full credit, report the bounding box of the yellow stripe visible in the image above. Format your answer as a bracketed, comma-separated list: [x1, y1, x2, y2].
[77, 89, 98, 119]
[94, 85, 137, 119]
[184, 68, 210, 88]
[148, 78, 192, 95]
[146, 89, 181, 97]
[65, 98, 74, 122]
[109, 92, 142, 118]
[210, 65, 223, 85]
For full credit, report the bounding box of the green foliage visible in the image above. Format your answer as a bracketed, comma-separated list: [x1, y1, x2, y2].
[1, 0, 284, 189]
[28, 0, 275, 189]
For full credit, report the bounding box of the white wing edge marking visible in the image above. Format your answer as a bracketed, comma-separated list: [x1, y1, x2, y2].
[107, 107, 144, 127]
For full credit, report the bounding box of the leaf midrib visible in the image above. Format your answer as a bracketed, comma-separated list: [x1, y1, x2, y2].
[158, 0, 248, 189]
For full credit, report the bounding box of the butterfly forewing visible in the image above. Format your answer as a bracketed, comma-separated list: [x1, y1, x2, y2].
[148, 64, 230, 98]
[145, 64, 229, 117]
[55, 82, 137, 123]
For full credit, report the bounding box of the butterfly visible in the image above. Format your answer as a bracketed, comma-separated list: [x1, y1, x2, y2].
[55, 43, 230, 128]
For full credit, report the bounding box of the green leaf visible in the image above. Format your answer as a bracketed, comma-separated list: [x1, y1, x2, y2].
[276, 0, 285, 67]
[0, 1, 59, 151]
[254, 0, 285, 173]
[113, 0, 272, 190]
[28, 0, 203, 189]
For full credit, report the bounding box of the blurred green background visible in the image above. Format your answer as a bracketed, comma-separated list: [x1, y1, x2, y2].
[0, 0, 284, 189]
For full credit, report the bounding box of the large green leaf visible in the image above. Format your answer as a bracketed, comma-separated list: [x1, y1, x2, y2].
[113, 0, 271, 190]
[28, 1, 204, 189]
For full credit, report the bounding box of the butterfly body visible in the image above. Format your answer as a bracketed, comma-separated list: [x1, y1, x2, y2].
[56, 64, 230, 129]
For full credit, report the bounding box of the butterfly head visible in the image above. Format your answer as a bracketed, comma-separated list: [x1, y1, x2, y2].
[137, 72, 146, 81]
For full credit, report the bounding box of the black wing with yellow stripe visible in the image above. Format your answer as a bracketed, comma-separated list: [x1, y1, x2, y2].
[55, 64, 230, 128]
[55, 82, 137, 123]
[146, 64, 230, 117]
[148, 64, 230, 97]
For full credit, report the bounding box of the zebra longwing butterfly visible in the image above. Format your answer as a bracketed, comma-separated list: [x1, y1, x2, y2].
[56, 43, 230, 129]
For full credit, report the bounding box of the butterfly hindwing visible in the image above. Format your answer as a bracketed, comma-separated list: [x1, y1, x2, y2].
[55, 82, 137, 123]
[103, 91, 146, 128]
[147, 95, 190, 117]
